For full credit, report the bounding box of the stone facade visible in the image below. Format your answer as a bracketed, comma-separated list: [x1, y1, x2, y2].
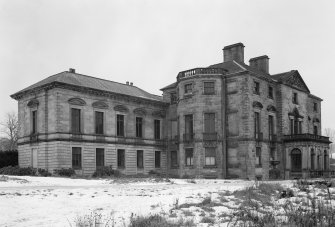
[11, 43, 331, 179]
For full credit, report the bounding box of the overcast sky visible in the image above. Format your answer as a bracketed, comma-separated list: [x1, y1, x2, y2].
[0, 0, 334, 133]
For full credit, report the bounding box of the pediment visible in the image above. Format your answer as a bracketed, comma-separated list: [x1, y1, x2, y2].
[152, 110, 166, 118]
[92, 101, 109, 109]
[68, 98, 86, 106]
[133, 108, 147, 116]
[252, 101, 263, 109]
[27, 99, 39, 108]
[288, 107, 304, 118]
[266, 105, 276, 112]
[284, 71, 310, 93]
[114, 105, 129, 113]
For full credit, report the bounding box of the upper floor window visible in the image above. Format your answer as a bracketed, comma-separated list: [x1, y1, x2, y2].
[268, 86, 273, 99]
[253, 81, 260, 95]
[254, 112, 261, 139]
[71, 108, 81, 133]
[136, 117, 143, 138]
[154, 119, 161, 139]
[204, 113, 215, 133]
[184, 83, 192, 94]
[313, 103, 318, 112]
[31, 110, 37, 134]
[117, 115, 125, 137]
[185, 114, 194, 141]
[314, 125, 318, 135]
[170, 92, 177, 104]
[292, 92, 298, 104]
[204, 82, 215, 95]
[268, 115, 274, 137]
[95, 111, 104, 134]
[290, 117, 302, 135]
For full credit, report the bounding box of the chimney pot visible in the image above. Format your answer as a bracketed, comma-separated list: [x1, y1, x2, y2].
[223, 43, 245, 62]
[126, 81, 129, 85]
[69, 68, 75, 73]
[249, 55, 269, 74]
[130, 82, 133, 86]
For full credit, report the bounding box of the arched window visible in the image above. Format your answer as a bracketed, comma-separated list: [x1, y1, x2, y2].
[324, 150, 328, 170]
[291, 148, 302, 172]
[311, 149, 315, 170]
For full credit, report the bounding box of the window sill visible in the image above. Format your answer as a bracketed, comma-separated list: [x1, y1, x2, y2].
[203, 93, 215, 95]
[204, 165, 217, 169]
[184, 93, 193, 98]
[185, 165, 194, 168]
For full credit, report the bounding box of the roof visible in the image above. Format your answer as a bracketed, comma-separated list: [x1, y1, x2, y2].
[271, 70, 310, 93]
[11, 71, 163, 102]
[160, 82, 177, 91]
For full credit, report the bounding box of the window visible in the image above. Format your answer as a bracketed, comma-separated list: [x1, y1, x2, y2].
[117, 115, 124, 137]
[204, 113, 215, 133]
[184, 83, 192, 94]
[136, 117, 143, 138]
[270, 148, 276, 161]
[154, 120, 161, 139]
[268, 115, 274, 139]
[155, 151, 161, 168]
[71, 108, 81, 133]
[290, 119, 294, 135]
[72, 147, 82, 169]
[205, 148, 216, 166]
[137, 150, 143, 168]
[185, 148, 193, 166]
[314, 125, 318, 135]
[291, 149, 302, 171]
[324, 150, 328, 170]
[311, 149, 315, 170]
[185, 114, 193, 141]
[95, 111, 104, 134]
[204, 82, 215, 95]
[253, 81, 260, 95]
[117, 149, 125, 168]
[171, 151, 178, 168]
[256, 147, 262, 167]
[32, 110, 37, 134]
[268, 86, 273, 99]
[254, 112, 261, 139]
[313, 103, 318, 112]
[170, 92, 177, 104]
[292, 92, 298, 104]
[96, 148, 104, 167]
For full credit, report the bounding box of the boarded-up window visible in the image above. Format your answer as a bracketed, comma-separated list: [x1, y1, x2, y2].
[154, 120, 160, 139]
[136, 117, 143, 138]
[117, 115, 124, 136]
[137, 150, 143, 168]
[71, 108, 81, 133]
[185, 148, 193, 166]
[96, 148, 104, 167]
[204, 113, 215, 133]
[32, 110, 37, 134]
[171, 151, 178, 167]
[72, 147, 82, 169]
[205, 148, 216, 166]
[117, 149, 125, 168]
[155, 151, 161, 168]
[95, 111, 104, 134]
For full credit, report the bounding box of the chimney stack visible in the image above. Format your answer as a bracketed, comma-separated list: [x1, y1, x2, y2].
[249, 55, 269, 74]
[69, 68, 76, 73]
[130, 82, 133, 86]
[223, 43, 245, 62]
[126, 81, 129, 85]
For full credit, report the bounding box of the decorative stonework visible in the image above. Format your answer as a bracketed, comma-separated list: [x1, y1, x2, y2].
[27, 99, 39, 108]
[92, 101, 109, 109]
[68, 98, 86, 106]
[266, 105, 277, 112]
[288, 108, 304, 118]
[133, 108, 147, 116]
[285, 72, 310, 93]
[114, 105, 129, 113]
[152, 110, 166, 118]
[252, 101, 263, 109]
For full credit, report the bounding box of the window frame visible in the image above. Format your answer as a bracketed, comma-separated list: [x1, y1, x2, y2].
[154, 119, 161, 140]
[116, 114, 125, 137]
[72, 147, 82, 170]
[255, 147, 262, 167]
[205, 147, 216, 166]
[203, 81, 215, 95]
[185, 148, 193, 166]
[268, 86, 274, 99]
[171, 150, 178, 168]
[117, 149, 125, 169]
[184, 83, 193, 95]
[135, 117, 143, 138]
[253, 81, 260, 95]
[71, 108, 81, 134]
[155, 151, 161, 168]
[313, 102, 318, 112]
[96, 148, 105, 168]
[137, 150, 144, 169]
[292, 92, 298, 104]
[95, 111, 104, 135]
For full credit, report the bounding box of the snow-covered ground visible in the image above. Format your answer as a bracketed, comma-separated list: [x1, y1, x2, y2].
[0, 175, 293, 227]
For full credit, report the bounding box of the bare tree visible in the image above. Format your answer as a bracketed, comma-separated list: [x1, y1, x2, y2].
[0, 112, 19, 150]
[324, 128, 335, 157]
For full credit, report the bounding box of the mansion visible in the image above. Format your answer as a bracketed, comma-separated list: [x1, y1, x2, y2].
[11, 43, 331, 179]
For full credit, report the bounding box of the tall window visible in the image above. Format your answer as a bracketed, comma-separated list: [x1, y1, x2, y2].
[32, 110, 37, 134]
[171, 151, 178, 167]
[137, 150, 143, 168]
[72, 147, 82, 169]
[185, 115, 193, 141]
[185, 148, 193, 166]
[184, 83, 192, 94]
[117, 149, 125, 168]
[313, 103, 318, 112]
[311, 149, 315, 170]
[268, 115, 274, 139]
[117, 115, 125, 137]
[204, 113, 215, 133]
[314, 125, 318, 135]
[96, 148, 104, 167]
[270, 148, 276, 161]
[268, 86, 273, 99]
[170, 92, 177, 104]
[253, 81, 260, 94]
[204, 82, 215, 95]
[324, 150, 328, 170]
[292, 92, 298, 104]
[154, 120, 161, 139]
[95, 111, 104, 134]
[291, 149, 302, 171]
[205, 148, 216, 166]
[136, 117, 143, 138]
[71, 108, 81, 133]
[254, 112, 260, 139]
[155, 151, 161, 168]
[256, 147, 262, 167]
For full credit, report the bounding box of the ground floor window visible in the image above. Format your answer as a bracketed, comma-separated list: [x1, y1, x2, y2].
[205, 148, 216, 166]
[324, 150, 328, 170]
[137, 150, 143, 168]
[255, 147, 262, 167]
[185, 148, 193, 166]
[311, 149, 315, 170]
[171, 151, 178, 167]
[270, 148, 276, 161]
[117, 149, 125, 168]
[96, 148, 104, 167]
[155, 151, 161, 168]
[291, 148, 302, 172]
[72, 147, 82, 169]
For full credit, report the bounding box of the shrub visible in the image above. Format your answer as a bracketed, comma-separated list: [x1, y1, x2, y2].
[200, 216, 215, 224]
[53, 168, 75, 177]
[129, 214, 195, 227]
[0, 166, 37, 176]
[92, 166, 114, 178]
[37, 168, 51, 177]
[0, 150, 18, 168]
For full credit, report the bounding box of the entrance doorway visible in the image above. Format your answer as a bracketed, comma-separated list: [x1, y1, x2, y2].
[291, 148, 302, 172]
